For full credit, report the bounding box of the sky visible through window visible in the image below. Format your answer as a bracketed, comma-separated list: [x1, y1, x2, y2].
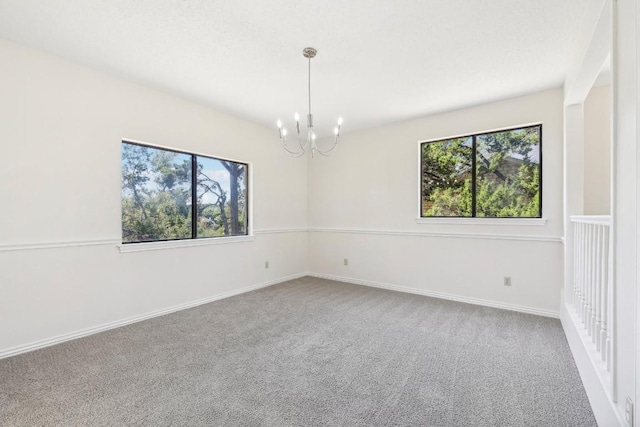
[126, 152, 233, 206]
[198, 157, 231, 205]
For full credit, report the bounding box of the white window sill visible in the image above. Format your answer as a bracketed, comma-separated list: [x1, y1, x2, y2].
[415, 217, 547, 226]
[119, 235, 254, 253]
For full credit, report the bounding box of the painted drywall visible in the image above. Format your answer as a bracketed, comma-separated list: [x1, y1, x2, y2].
[0, 37, 308, 354]
[584, 84, 611, 215]
[612, 0, 638, 422]
[308, 89, 564, 314]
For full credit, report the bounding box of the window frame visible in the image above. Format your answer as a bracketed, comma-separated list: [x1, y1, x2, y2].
[121, 139, 250, 244]
[419, 124, 543, 219]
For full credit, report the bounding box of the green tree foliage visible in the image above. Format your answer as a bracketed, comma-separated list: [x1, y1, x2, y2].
[421, 127, 540, 217]
[421, 138, 472, 216]
[121, 143, 246, 242]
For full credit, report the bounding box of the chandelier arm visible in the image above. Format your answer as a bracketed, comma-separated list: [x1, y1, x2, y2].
[313, 138, 339, 155]
[297, 131, 308, 152]
[279, 128, 310, 157]
[281, 139, 307, 157]
[280, 131, 308, 156]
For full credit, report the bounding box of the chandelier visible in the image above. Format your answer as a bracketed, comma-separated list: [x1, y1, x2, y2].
[277, 47, 343, 158]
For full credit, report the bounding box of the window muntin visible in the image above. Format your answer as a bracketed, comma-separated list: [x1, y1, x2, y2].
[121, 141, 248, 243]
[420, 125, 541, 218]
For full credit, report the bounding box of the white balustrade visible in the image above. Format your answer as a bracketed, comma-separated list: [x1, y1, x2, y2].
[570, 215, 612, 372]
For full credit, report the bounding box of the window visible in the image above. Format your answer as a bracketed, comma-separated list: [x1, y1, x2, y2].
[420, 124, 541, 218]
[121, 141, 248, 243]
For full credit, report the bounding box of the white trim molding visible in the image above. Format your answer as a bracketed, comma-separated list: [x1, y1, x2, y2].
[309, 273, 560, 318]
[0, 272, 308, 360]
[253, 227, 309, 234]
[309, 227, 561, 243]
[0, 239, 121, 252]
[119, 235, 255, 253]
[415, 217, 548, 226]
[569, 215, 612, 225]
[2, 228, 561, 253]
[0, 229, 307, 253]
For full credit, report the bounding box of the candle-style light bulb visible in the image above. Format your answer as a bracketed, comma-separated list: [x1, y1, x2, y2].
[294, 112, 300, 122]
[312, 132, 317, 140]
[282, 128, 287, 136]
[277, 119, 282, 129]
[334, 127, 339, 135]
[337, 117, 343, 126]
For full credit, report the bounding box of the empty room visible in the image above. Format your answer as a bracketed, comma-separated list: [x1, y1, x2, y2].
[1, 0, 639, 426]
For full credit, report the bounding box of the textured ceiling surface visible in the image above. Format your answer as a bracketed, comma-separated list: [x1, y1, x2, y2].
[0, 0, 600, 137]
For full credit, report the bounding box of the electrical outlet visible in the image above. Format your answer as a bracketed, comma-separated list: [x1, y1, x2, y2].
[625, 397, 633, 425]
[265, 261, 269, 269]
[504, 276, 512, 286]
[343, 258, 348, 266]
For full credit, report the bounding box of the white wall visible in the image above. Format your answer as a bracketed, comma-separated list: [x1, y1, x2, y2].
[584, 84, 611, 215]
[614, 0, 638, 422]
[308, 89, 564, 315]
[0, 38, 308, 356]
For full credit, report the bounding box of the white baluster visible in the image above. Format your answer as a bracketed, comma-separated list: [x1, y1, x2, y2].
[579, 222, 586, 321]
[585, 224, 592, 328]
[590, 224, 597, 337]
[593, 225, 602, 345]
[578, 222, 584, 310]
[600, 227, 611, 369]
[569, 217, 613, 380]
[585, 223, 591, 332]
[573, 222, 579, 308]
[606, 339, 612, 372]
[604, 227, 615, 372]
[573, 222, 579, 311]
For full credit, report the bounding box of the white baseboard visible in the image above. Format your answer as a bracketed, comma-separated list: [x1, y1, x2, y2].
[309, 272, 560, 318]
[0, 273, 307, 360]
[560, 303, 625, 427]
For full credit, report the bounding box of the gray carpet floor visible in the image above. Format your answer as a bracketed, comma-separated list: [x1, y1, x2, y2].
[1, 276, 597, 426]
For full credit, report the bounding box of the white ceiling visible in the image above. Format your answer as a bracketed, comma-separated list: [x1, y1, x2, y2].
[0, 0, 599, 137]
